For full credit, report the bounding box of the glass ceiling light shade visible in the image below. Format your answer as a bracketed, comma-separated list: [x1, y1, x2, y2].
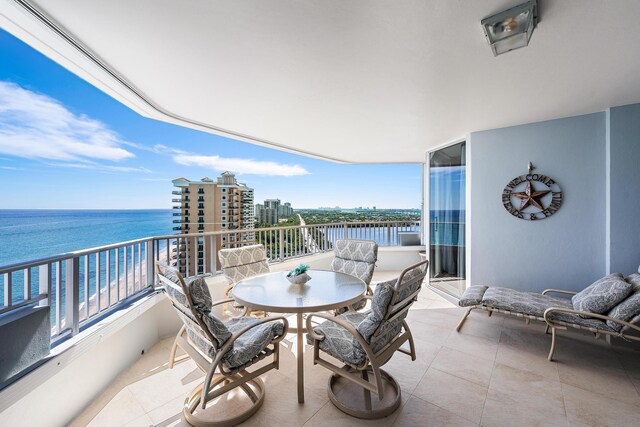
[481, 0, 538, 56]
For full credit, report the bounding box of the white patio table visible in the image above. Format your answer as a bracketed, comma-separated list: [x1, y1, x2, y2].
[232, 270, 367, 403]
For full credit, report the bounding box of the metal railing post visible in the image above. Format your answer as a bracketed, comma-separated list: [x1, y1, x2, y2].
[3, 272, 11, 308]
[211, 236, 218, 274]
[343, 222, 348, 240]
[65, 257, 80, 336]
[146, 240, 155, 288]
[279, 228, 284, 261]
[39, 264, 50, 308]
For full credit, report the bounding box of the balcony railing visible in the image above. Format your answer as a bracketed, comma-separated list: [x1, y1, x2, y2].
[0, 221, 420, 346]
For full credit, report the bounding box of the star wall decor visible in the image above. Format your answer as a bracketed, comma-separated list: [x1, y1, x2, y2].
[501, 165, 563, 220]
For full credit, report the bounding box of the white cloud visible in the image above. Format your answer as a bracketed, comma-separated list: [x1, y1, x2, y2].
[173, 153, 310, 177]
[47, 162, 151, 173]
[0, 81, 134, 163]
[0, 165, 23, 170]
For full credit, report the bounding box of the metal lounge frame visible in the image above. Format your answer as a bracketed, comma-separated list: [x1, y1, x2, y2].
[306, 259, 429, 419]
[157, 263, 289, 427]
[456, 288, 640, 361]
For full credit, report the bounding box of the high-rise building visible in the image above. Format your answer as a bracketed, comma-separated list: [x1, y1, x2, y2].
[278, 202, 293, 218]
[255, 199, 294, 225]
[171, 172, 254, 274]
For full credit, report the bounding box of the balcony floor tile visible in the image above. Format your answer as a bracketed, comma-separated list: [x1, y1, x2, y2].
[71, 287, 640, 427]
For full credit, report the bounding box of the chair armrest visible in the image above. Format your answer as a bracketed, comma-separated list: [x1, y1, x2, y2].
[211, 298, 236, 308]
[218, 316, 290, 355]
[306, 313, 376, 362]
[543, 307, 640, 334]
[542, 289, 577, 296]
[210, 298, 249, 317]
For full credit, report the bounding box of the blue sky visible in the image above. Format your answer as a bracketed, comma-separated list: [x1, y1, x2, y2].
[0, 29, 421, 210]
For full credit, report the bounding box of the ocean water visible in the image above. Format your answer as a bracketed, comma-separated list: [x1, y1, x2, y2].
[0, 210, 173, 311]
[0, 209, 173, 268]
[0, 209, 461, 310]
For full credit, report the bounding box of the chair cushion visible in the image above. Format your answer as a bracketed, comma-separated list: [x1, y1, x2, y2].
[357, 262, 426, 349]
[606, 273, 640, 331]
[219, 244, 268, 268]
[158, 263, 232, 348]
[306, 312, 368, 367]
[458, 286, 489, 307]
[330, 240, 378, 286]
[357, 279, 395, 342]
[482, 287, 572, 317]
[572, 273, 632, 315]
[333, 240, 378, 263]
[330, 258, 376, 286]
[219, 244, 270, 284]
[547, 311, 614, 332]
[222, 317, 285, 369]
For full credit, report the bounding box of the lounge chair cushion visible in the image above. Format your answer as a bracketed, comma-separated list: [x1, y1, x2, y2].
[482, 287, 572, 317]
[571, 273, 632, 315]
[547, 311, 614, 332]
[222, 317, 285, 369]
[606, 273, 640, 331]
[307, 312, 368, 367]
[459, 286, 489, 307]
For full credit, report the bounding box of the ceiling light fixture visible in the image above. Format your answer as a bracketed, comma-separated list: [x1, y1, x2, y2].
[481, 0, 538, 56]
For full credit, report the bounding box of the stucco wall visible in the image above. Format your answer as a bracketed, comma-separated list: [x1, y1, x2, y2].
[469, 113, 607, 292]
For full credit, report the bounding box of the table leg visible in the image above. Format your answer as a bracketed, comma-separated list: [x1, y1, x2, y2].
[296, 312, 305, 403]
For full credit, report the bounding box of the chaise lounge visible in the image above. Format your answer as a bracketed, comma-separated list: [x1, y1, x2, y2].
[456, 269, 640, 361]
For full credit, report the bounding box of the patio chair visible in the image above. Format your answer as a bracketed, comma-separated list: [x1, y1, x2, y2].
[219, 244, 270, 315]
[456, 270, 640, 361]
[330, 239, 378, 313]
[306, 259, 428, 419]
[157, 262, 288, 426]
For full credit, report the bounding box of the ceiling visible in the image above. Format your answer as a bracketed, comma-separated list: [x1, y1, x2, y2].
[1, 0, 640, 163]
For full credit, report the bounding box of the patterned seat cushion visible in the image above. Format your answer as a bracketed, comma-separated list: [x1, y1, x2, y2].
[357, 279, 395, 342]
[219, 244, 270, 284]
[330, 239, 378, 285]
[459, 286, 489, 307]
[571, 273, 632, 315]
[330, 240, 378, 312]
[547, 312, 613, 332]
[158, 263, 232, 348]
[222, 317, 285, 369]
[309, 261, 426, 367]
[606, 273, 640, 331]
[306, 312, 368, 367]
[482, 287, 572, 317]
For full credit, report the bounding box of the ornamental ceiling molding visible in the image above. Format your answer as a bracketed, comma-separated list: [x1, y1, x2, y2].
[502, 162, 562, 220]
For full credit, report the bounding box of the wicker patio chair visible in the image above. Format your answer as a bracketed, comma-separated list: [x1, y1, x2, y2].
[306, 259, 428, 419]
[157, 262, 288, 426]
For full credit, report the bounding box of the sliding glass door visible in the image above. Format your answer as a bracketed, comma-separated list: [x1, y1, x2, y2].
[429, 141, 466, 297]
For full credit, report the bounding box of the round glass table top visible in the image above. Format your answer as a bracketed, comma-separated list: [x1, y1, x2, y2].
[231, 270, 367, 313]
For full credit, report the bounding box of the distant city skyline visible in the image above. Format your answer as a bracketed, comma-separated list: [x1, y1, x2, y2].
[0, 29, 421, 210]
